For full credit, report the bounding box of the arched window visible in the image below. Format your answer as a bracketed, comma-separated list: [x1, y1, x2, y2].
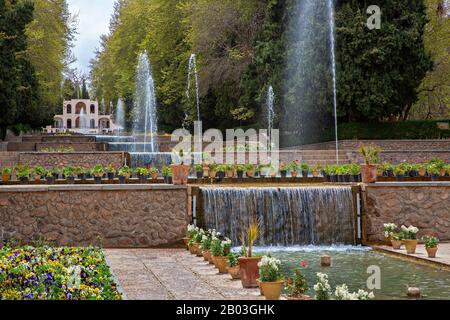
[106, 121, 110, 129]
[67, 104, 72, 114]
[90, 104, 95, 114]
[67, 119, 72, 129]
[90, 119, 95, 129]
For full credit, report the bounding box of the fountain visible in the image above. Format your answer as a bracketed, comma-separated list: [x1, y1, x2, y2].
[201, 186, 355, 246]
[115, 98, 126, 137]
[266, 85, 275, 145]
[132, 51, 159, 153]
[328, 0, 339, 164]
[186, 53, 201, 133]
[79, 108, 88, 133]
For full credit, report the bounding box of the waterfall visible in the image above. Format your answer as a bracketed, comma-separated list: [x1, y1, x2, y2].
[201, 186, 355, 246]
[328, 0, 339, 164]
[132, 51, 159, 153]
[186, 53, 201, 133]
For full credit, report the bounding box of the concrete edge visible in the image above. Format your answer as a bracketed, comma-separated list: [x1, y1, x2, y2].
[103, 251, 128, 300]
[367, 182, 450, 187]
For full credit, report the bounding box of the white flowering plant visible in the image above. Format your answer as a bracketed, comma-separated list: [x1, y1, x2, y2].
[313, 273, 331, 300]
[401, 225, 419, 240]
[258, 256, 284, 282]
[334, 284, 375, 300]
[383, 223, 397, 238]
[187, 224, 197, 238]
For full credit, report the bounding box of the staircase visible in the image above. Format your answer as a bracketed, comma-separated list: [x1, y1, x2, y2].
[298, 150, 350, 166]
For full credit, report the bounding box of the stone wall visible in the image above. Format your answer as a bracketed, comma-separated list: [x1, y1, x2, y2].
[0, 185, 188, 247]
[0, 152, 19, 168]
[347, 150, 450, 164]
[363, 183, 450, 243]
[18, 152, 129, 168]
[296, 139, 450, 151]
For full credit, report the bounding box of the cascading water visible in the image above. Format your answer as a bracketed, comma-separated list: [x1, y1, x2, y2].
[115, 98, 126, 138]
[79, 108, 87, 133]
[266, 86, 275, 146]
[201, 186, 355, 246]
[328, 0, 339, 164]
[133, 51, 159, 153]
[186, 53, 201, 133]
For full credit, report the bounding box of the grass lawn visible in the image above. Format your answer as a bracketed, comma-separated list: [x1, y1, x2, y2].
[0, 245, 122, 300]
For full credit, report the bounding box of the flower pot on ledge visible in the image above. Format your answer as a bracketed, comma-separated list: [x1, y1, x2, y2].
[361, 164, 378, 183]
[403, 240, 418, 254]
[213, 256, 229, 274]
[259, 280, 284, 300]
[426, 247, 438, 258]
[171, 164, 190, 185]
[239, 256, 262, 288]
[391, 240, 403, 250]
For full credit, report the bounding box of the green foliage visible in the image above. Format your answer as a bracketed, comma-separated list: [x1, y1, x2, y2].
[422, 235, 439, 248]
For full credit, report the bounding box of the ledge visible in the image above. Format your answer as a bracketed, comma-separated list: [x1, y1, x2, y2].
[0, 184, 187, 193]
[367, 182, 450, 187]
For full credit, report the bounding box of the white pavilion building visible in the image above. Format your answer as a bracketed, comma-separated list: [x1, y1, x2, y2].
[44, 99, 121, 134]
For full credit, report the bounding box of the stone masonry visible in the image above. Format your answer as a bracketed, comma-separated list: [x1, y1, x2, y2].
[0, 185, 188, 247]
[364, 183, 450, 243]
[18, 152, 128, 168]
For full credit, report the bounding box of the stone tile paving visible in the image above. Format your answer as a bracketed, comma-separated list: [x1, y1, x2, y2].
[374, 243, 450, 271]
[105, 248, 263, 300]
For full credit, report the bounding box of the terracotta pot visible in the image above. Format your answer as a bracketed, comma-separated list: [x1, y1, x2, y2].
[2, 173, 11, 183]
[418, 168, 426, 177]
[228, 265, 241, 280]
[202, 166, 209, 178]
[403, 240, 418, 254]
[385, 236, 392, 246]
[171, 164, 190, 185]
[213, 256, 229, 274]
[188, 244, 196, 254]
[209, 170, 217, 178]
[286, 294, 312, 300]
[426, 247, 438, 258]
[291, 171, 298, 178]
[203, 250, 211, 262]
[259, 280, 284, 300]
[182, 237, 190, 250]
[391, 240, 403, 250]
[312, 171, 320, 178]
[361, 164, 378, 183]
[192, 243, 201, 255]
[246, 170, 255, 178]
[151, 172, 159, 180]
[195, 244, 204, 257]
[440, 169, 446, 177]
[207, 252, 214, 264]
[239, 257, 262, 288]
[226, 170, 234, 178]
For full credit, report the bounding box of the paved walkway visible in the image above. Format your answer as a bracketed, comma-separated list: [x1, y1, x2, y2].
[105, 249, 263, 300]
[374, 243, 450, 271]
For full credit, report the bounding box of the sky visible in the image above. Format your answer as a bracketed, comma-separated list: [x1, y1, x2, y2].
[68, 0, 115, 74]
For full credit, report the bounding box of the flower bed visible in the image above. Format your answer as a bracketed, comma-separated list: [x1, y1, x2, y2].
[0, 245, 121, 300]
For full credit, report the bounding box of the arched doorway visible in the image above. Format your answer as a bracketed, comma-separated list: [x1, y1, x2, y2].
[67, 119, 72, 129]
[90, 119, 95, 129]
[75, 102, 86, 114]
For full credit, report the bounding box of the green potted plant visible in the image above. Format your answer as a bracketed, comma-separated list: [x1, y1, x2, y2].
[91, 164, 105, 184]
[137, 167, 149, 183]
[208, 163, 218, 178]
[300, 162, 310, 178]
[312, 164, 322, 178]
[427, 163, 440, 181]
[383, 222, 397, 244]
[194, 164, 203, 179]
[239, 222, 262, 288]
[245, 164, 255, 178]
[258, 256, 285, 300]
[170, 149, 191, 185]
[162, 166, 173, 184]
[359, 144, 381, 183]
[210, 237, 230, 274]
[401, 225, 419, 254]
[51, 167, 61, 180]
[148, 167, 159, 180]
[227, 252, 241, 280]
[45, 169, 55, 185]
[422, 236, 439, 258]
[63, 166, 76, 184]
[118, 165, 132, 184]
[235, 164, 246, 178]
[200, 232, 213, 263]
[105, 164, 116, 180]
[285, 261, 310, 300]
[216, 164, 227, 179]
[279, 163, 290, 178]
[225, 164, 235, 178]
[391, 232, 404, 250]
[350, 163, 361, 182]
[289, 161, 299, 177]
[15, 165, 30, 184]
[74, 166, 85, 180]
[1, 167, 12, 183]
[32, 166, 45, 183]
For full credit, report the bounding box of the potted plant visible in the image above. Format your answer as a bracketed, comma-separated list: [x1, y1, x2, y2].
[51, 167, 61, 180]
[423, 236, 439, 258]
[15, 165, 30, 184]
[239, 222, 262, 288]
[300, 162, 309, 178]
[162, 166, 173, 184]
[383, 162, 395, 177]
[359, 144, 381, 183]
[290, 161, 299, 177]
[118, 165, 132, 184]
[74, 166, 85, 180]
[401, 225, 419, 254]
[192, 228, 205, 257]
[427, 163, 440, 181]
[245, 164, 255, 178]
[279, 163, 289, 178]
[201, 232, 213, 263]
[208, 163, 217, 178]
[171, 149, 191, 185]
[258, 256, 285, 300]
[45, 170, 54, 185]
[350, 163, 361, 182]
[137, 167, 149, 183]
[227, 252, 241, 280]
[394, 164, 407, 181]
[225, 164, 235, 178]
[285, 261, 310, 300]
[1, 167, 12, 183]
[147, 167, 158, 180]
[383, 223, 397, 244]
[391, 232, 404, 250]
[32, 166, 45, 183]
[105, 164, 116, 180]
[63, 166, 76, 184]
[210, 237, 230, 274]
[312, 164, 322, 178]
[235, 164, 245, 178]
[194, 164, 203, 179]
[216, 164, 227, 179]
[91, 164, 105, 184]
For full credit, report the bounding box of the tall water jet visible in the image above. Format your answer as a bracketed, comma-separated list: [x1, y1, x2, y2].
[132, 51, 159, 153]
[201, 186, 355, 246]
[116, 98, 126, 137]
[282, 0, 336, 147]
[79, 108, 87, 133]
[186, 53, 201, 134]
[328, 0, 339, 164]
[266, 86, 275, 146]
